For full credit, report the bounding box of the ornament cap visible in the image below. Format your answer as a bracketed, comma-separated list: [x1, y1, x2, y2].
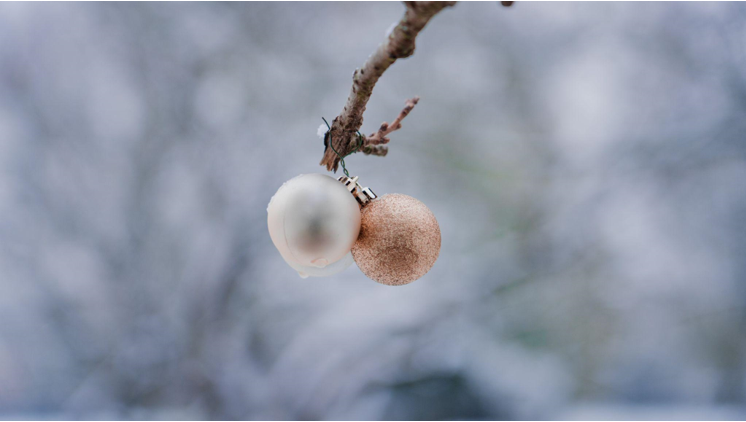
[338, 175, 377, 207]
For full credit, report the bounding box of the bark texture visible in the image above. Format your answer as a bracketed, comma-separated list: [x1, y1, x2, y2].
[320, 1, 456, 171]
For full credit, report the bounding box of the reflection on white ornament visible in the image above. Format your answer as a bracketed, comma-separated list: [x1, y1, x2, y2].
[287, 251, 354, 279]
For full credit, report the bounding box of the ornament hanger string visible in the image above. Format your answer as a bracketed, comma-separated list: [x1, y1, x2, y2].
[322, 117, 363, 178]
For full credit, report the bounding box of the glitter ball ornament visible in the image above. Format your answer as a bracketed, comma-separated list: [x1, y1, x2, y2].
[352, 194, 441, 286]
[268, 174, 361, 278]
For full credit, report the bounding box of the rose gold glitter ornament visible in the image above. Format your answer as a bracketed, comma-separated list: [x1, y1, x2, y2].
[352, 193, 441, 286]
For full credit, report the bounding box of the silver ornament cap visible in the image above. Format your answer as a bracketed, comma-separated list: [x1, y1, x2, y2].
[337, 175, 377, 206]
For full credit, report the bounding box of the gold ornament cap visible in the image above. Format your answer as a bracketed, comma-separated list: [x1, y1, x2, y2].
[352, 193, 441, 286]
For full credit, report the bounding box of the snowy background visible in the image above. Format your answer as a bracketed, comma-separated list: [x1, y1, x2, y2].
[1, 2, 745, 420]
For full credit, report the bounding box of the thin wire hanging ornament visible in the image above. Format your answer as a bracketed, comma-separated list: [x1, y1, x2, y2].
[322, 117, 363, 178]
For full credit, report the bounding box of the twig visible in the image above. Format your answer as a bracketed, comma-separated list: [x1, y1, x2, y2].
[320, 1, 456, 171]
[365, 96, 420, 147]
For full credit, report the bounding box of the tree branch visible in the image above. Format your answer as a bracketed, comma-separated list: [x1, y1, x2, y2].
[320, 1, 456, 172]
[365, 96, 420, 147]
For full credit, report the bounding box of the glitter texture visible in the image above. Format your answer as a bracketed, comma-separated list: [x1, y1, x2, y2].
[352, 194, 441, 286]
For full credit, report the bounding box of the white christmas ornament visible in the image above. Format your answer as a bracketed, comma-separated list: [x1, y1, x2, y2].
[267, 173, 361, 278]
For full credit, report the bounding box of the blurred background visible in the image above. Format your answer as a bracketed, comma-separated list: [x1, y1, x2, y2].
[1, 2, 745, 420]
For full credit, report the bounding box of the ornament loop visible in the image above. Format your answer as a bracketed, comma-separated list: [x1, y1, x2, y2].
[321, 117, 363, 178]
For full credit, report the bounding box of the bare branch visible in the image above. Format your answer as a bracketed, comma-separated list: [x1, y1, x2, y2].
[320, 1, 456, 172]
[365, 96, 420, 148]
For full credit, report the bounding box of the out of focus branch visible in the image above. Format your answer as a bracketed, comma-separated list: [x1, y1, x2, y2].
[320, 1, 456, 171]
[366, 97, 420, 146]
